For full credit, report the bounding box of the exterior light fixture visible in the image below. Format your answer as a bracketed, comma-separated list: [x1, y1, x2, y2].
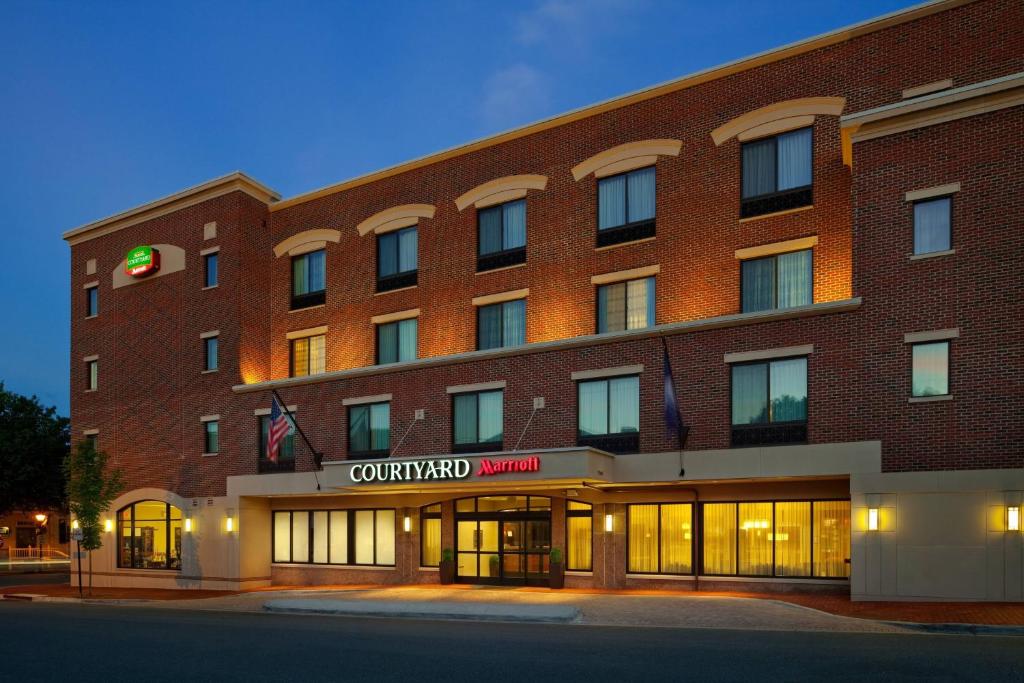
[604, 513, 614, 533]
[1009, 506, 1020, 532]
[184, 517, 193, 533]
[71, 519, 79, 530]
[403, 516, 411, 533]
[225, 512, 235, 533]
[34, 513, 47, 523]
[104, 519, 113, 533]
[867, 508, 879, 532]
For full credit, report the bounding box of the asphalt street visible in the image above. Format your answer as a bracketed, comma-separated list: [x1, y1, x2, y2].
[0, 602, 1022, 682]
[0, 569, 69, 587]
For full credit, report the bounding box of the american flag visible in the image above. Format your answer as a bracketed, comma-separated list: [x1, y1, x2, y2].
[266, 398, 291, 464]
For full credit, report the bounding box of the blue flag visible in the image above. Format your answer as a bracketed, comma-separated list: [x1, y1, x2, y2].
[663, 344, 681, 444]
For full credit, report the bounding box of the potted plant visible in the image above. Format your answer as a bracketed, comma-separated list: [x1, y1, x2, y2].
[488, 554, 501, 579]
[439, 548, 455, 584]
[549, 548, 565, 589]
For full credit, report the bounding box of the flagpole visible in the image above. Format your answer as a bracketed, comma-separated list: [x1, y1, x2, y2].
[271, 389, 322, 491]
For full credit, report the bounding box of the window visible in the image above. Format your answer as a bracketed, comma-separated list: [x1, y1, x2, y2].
[740, 127, 813, 218]
[204, 420, 219, 454]
[566, 501, 592, 571]
[597, 278, 655, 333]
[348, 402, 390, 458]
[421, 503, 442, 567]
[204, 252, 218, 288]
[290, 334, 325, 377]
[85, 286, 98, 317]
[377, 227, 418, 292]
[203, 336, 218, 372]
[258, 414, 295, 473]
[628, 503, 692, 575]
[912, 341, 949, 397]
[731, 357, 807, 446]
[273, 509, 395, 566]
[291, 249, 326, 309]
[376, 319, 417, 364]
[913, 197, 951, 255]
[577, 375, 640, 454]
[741, 250, 812, 313]
[701, 500, 849, 578]
[478, 300, 526, 350]
[86, 360, 98, 391]
[478, 199, 527, 271]
[452, 390, 503, 453]
[597, 167, 656, 247]
[117, 501, 183, 570]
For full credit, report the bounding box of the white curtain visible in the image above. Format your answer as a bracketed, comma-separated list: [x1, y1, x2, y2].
[502, 299, 526, 346]
[453, 394, 477, 444]
[377, 323, 397, 364]
[777, 250, 812, 308]
[770, 357, 807, 422]
[626, 278, 650, 329]
[307, 250, 326, 291]
[502, 200, 526, 249]
[478, 304, 502, 349]
[292, 254, 308, 295]
[627, 167, 656, 222]
[777, 127, 812, 190]
[398, 227, 418, 272]
[608, 376, 639, 433]
[309, 335, 326, 374]
[378, 234, 398, 276]
[370, 403, 390, 451]
[578, 381, 608, 436]
[478, 206, 503, 255]
[598, 175, 626, 229]
[477, 391, 503, 444]
[732, 363, 767, 424]
[742, 138, 775, 198]
[349, 406, 370, 451]
[741, 258, 774, 312]
[398, 319, 417, 361]
[914, 198, 951, 254]
[598, 283, 626, 332]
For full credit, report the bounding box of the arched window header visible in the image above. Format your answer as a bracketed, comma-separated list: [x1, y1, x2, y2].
[455, 175, 548, 211]
[357, 204, 435, 237]
[272, 229, 342, 258]
[571, 139, 682, 181]
[710, 97, 846, 146]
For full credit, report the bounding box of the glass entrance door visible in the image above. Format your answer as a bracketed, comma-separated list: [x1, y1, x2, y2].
[501, 519, 551, 586]
[455, 496, 552, 586]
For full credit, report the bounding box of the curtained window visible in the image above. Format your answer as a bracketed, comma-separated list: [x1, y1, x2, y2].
[203, 420, 219, 454]
[377, 319, 417, 364]
[479, 199, 527, 255]
[813, 501, 850, 578]
[291, 250, 326, 309]
[566, 502, 592, 571]
[478, 299, 526, 350]
[204, 336, 218, 371]
[378, 227, 418, 278]
[598, 167, 656, 230]
[702, 503, 737, 575]
[117, 501, 183, 570]
[597, 277, 655, 333]
[738, 502, 773, 576]
[741, 249, 812, 312]
[420, 504, 442, 567]
[741, 128, 812, 199]
[258, 414, 295, 472]
[628, 503, 692, 575]
[911, 341, 949, 397]
[86, 359, 98, 391]
[86, 286, 99, 317]
[775, 501, 811, 577]
[731, 357, 807, 425]
[290, 334, 326, 376]
[273, 509, 395, 566]
[577, 376, 639, 436]
[204, 252, 218, 288]
[453, 390, 504, 451]
[913, 197, 951, 255]
[348, 402, 390, 456]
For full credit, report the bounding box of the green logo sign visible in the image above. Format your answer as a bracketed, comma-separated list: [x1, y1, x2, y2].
[125, 245, 160, 277]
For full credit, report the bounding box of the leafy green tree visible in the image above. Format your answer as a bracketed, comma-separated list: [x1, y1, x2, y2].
[0, 383, 68, 515]
[65, 439, 124, 595]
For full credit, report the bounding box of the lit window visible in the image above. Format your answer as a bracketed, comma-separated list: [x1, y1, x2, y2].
[86, 360, 98, 391]
[376, 319, 417, 364]
[258, 414, 295, 473]
[273, 509, 395, 566]
[204, 252, 218, 288]
[741, 249, 812, 313]
[577, 375, 639, 453]
[478, 300, 526, 350]
[348, 402, 390, 457]
[421, 503, 442, 567]
[204, 420, 219, 454]
[291, 250, 326, 309]
[566, 501, 592, 572]
[203, 336, 218, 372]
[377, 227, 418, 292]
[597, 167, 656, 246]
[85, 286, 98, 317]
[597, 277, 654, 333]
[913, 197, 951, 255]
[290, 334, 325, 377]
[628, 503, 692, 575]
[478, 200, 526, 271]
[117, 501, 183, 570]
[452, 390, 503, 452]
[911, 341, 949, 397]
[740, 127, 813, 218]
[731, 357, 807, 446]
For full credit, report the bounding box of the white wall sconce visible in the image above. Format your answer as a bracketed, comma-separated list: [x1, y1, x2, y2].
[225, 509, 235, 533]
[71, 519, 79, 530]
[604, 513, 614, 533]
[1008, 506, 1020, 532]
[403, 516, 412, 533]
[867, 508, 879, 532]
[104, 519, 113, 533]
[184, 517, 193, 533]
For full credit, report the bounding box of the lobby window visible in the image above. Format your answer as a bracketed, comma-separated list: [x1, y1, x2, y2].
[203, 420, 219, 455]
[741, 250, 812, 313]
[478, 199, 526, 272]
[913, 197, 951, 255]
[478, 299, 526, 350]
[628, 503, 692, 575]
[577, 375, 640, 454]
[291, 249, 326, 309]
[273, 509, 395, 566]
[376, 319, 417, 365]
[702, 500, 849, 578]
[912, 341, 949, 397]
[597, 277, 655, 333]
[85, 286, 98, 317]
[452, 389, 503, 453]
[258, 414, 295, 473]
[203, 336, 218, 372]
[290, 334, 325, 377]
[85, 360, 98, 391]
[116, 500, 183, 570]
[377, 226, 418, 292]
[204, 252, 218, 288]
[566, 502, 592, 572]
[740, 127, 813, 218]
[348, 402, 389, 458]
[421, 503, 442, 567]
[731, 357, 807, 446]
[597, 166, 656, 247]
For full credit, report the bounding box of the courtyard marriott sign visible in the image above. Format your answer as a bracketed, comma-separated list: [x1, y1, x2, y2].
[124, 245, 161, 277]
[349, 455, 541, 484]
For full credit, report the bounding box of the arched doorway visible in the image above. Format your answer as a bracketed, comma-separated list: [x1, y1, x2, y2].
[455, 495, 551, 586]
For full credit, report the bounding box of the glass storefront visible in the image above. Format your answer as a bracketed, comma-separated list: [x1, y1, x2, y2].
[117, 500, 183, 570]
[455, 496, 551, 586]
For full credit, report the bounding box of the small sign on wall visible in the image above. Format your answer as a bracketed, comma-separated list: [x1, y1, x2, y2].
[125, 245, 161, 277]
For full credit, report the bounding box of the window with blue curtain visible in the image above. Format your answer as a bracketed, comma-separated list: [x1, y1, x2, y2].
[598, 167, 656, 231]
[86, 286, 98, 317]
[912, 342, 949, 397]
[479, 200, 527, 255]
[913, 197, 951, 255]
[740, 128, 813, 218]
[378, 227, 418, 278]
[204, 336, 218, 372]
[349, 402, 390, 456]
[731, 357, 807, 427]
[477, 299, 526, 350]
[204, 252, 218, 288]
[291, 250, 326, 308]
[577, 376, 639, 436]
[741, 249, 812, 313]
[377, 318, 417, 364]
[597, 277, 655, 333]
[452, 390, 503, 452]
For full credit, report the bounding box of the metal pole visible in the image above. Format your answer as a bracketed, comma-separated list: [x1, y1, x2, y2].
[271, 389, 322, 490]
[76, 539, 83, 598]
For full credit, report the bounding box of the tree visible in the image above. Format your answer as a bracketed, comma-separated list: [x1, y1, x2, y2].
[0, 383, 68, 515]
[65, 439, 124, 596]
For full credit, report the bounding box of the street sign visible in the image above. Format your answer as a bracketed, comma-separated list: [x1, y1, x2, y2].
[72, 528, 83, 542]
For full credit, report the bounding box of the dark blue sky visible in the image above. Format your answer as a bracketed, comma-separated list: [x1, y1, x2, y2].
[0, 0, 912, 414]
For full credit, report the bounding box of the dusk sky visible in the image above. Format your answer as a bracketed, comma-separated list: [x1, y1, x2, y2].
[0, 0, 912, 414]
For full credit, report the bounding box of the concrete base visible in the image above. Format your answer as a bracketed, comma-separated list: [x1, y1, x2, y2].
[264, 598, 580, 622]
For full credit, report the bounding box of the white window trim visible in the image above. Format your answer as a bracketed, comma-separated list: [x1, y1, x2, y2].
[286, 326, 327, 340]
[908, 394, 953, 403]
[905, 183, 960, 202]
[904, 328, 959, 344]
[724, 344, 814, 364]
[571, 365, 644, 381]
[342, 393, 393, 406]
[735, 236, 817, 260]
[909, 248, 955, 260]
[472, 289, 529, 307]
[446, 381, 506, 394]
[591, 265, 659, 286]
[370, 309, 420, 325]
[254, 405, 297, 416]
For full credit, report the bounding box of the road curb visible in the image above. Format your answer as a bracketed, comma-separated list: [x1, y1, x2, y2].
[880, 620, 1024, 636]
[264, 598, 580, 623]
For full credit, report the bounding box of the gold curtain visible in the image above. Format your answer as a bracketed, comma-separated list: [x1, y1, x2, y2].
[660, 504, 692, 574]
[738, 502, 772, 575]
[422, 517, 441, 567]
[628, 505, 658, 573]
[774, 502, 810, 576]
[567, 515, 592, 571]
[813, 501, 851, 577]
[703, 503, 736, 574]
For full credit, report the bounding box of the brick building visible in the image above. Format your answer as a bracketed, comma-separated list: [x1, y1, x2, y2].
[64, 0, 1023, 600]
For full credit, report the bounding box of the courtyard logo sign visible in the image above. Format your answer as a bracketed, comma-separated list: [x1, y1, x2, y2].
[125, 245, 161, 277]
[348, 455, 542, 484]
[476, 455, 540, 476]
